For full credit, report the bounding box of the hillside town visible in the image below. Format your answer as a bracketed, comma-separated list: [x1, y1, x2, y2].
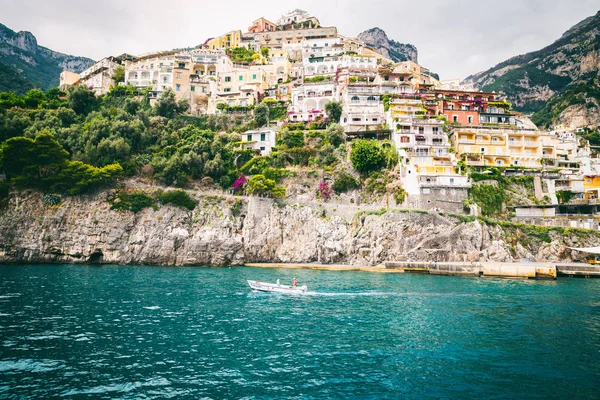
[58, 9, 600, 229]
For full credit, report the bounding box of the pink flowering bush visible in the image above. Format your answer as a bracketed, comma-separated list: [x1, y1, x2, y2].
[318, 180, 333, 201]
[232, 174, 247, 191]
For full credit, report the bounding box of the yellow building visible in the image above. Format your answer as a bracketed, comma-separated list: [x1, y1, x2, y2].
[59, 70, 80, 90]
[452, 128, 549, 168]
[584, 176, 600, 200]
[206, 30, 243, 50]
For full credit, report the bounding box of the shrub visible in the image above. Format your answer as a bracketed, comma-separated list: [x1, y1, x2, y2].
[111, 191, 155, 213]
[332, 171, 359, 193]
[246, 174, 286, 198]
[43, 193, 62, 206]
[350, 140, 386, 174]
[318, 180, 333, 201]
[231, 199, 243, 216]
[155, 189, 198, 210]
[0, 181, 9, 199]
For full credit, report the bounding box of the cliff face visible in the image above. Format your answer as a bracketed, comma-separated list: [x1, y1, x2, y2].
[0, 23, 94, 93]
[464, 10, 600, 128]
[0, 191, 594, 266]
[357, 27, 418, 63]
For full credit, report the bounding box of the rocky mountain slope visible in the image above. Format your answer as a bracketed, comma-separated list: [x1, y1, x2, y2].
[0, 190, 595, 266]
[357, 27, 418, 64]
[0, 23, 94, 93]
[464, 10, 600, 128]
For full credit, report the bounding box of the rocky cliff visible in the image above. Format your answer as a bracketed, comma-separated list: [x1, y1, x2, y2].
[0, 190, 595, 266]
[357, 27, 418, 63]
[463, 10, 600, 129]
[0, 23, 94, 93]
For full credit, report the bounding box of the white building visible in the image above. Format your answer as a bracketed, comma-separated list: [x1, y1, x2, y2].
[288, 82, 336, 122]
[240, 129, 277, 155]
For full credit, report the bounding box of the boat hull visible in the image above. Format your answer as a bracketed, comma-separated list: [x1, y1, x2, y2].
[247, 280, 307, 294]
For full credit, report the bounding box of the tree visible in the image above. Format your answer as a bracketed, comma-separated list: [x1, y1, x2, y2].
[254, 103, 269, 127]
[23, 89, 44, 109]
[261, 47, 270, 59]
[153, 88, 188, 118]
[325, 100, 342, 125]
[324, 123, 345, 147]
[112, 66, 125, 84]
[277, 126, 304, 148]
[350, 140, 386, 174]
[67, 85, 97, 115]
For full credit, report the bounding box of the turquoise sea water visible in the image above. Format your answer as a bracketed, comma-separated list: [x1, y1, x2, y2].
[0, 265, 599, 399]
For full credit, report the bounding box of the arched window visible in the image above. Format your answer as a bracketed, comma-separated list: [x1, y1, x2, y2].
[367, 96, 377, 103]
[351, 96, 360, 103]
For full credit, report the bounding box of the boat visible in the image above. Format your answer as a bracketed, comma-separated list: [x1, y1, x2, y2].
[247, 280, 308, 294]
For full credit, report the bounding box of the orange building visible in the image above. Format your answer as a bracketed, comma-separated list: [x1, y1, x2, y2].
[248, 17, 277, 33]
[433, 89, 512, 126]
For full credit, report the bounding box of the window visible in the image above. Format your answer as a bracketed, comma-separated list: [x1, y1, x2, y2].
[492, 137, 499, 142]
[247, 134, 252, 141]
[422, 188, 431, 194]
[260, 133, 266, 141]
[448, 103, 454, 110]
[352, 118, 361, 122]
[191, 86, 195, 92]
[432, 127, 439, 133]
[367, 95, 377, 103]
[252, 74, 257, 80]
[260, 147, 265, 151]
[450, 178, 455, 184]
[176, 84, 181, 91]
[419, 127, 424, 134]
[343, 118, 347, 123]
[480, 147, 485, 153]
[351, 96, 360, 103]
[178, 62, 185, 69]
[468, 116, 473, 124]
[239, 76, 243, 81]
[372, 118, 378, 122]
[225, 76, 231, 82]
[453, 116, 458, 123]
[400, 136, 410, 143]
[224, 88, 231, 92]
[202, 87, 206, 93]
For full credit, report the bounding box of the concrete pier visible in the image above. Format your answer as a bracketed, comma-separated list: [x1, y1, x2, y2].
[385, 261, 558, 279]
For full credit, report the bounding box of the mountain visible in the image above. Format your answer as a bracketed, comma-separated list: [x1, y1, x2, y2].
[0, 23, 94, 94]
[357, 27, 418, 63]
[464, 11, 600, 128]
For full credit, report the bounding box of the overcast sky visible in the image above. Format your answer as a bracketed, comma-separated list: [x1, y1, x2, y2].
[2, 0, 599, 79]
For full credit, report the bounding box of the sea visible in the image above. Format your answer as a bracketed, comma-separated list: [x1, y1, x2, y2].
[0, 265, 599, 399]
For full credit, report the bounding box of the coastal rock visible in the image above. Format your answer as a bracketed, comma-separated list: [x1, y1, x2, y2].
[0, 191, 597, 266]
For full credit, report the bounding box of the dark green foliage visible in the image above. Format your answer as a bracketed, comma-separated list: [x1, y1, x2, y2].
[112, 66, 125, 83]
[469, 184, 505, 216]
[50, 161, 122, 195]
[556, 190, 576, 204]
[0, 62, 34, 95]
[350, 140, 386, 174]
[240, 156, 271, 175]
[263, 167, 288, 183]
[254, 103, 269, 127]
[278, 127, 305, 148]
[111, 191, 155, 213]
[67, 86, 97, 115]
[153, 88, 188, 118]
[324, 100, 342, 124]
[155, 189, 198, 210]
[332, 171, 360, 193]
[0, 180, 9, 199]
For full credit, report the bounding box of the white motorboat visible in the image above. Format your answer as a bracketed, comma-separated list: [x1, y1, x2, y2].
[247, 280, 308, 294]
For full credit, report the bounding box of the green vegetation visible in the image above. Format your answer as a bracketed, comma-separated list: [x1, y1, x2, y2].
[155, 189, 198, 210]
[111, 191, 155, 213]
[0, 62, 34, 95]
[246, 174, 285, 198]
[350, 140, 386, 174]
[532, 79, 600, 127]
[332, 171, 360, 193]
[225, 47, 258, 64]
[254, 103, 269, 127]
[324, 100, 342, 125]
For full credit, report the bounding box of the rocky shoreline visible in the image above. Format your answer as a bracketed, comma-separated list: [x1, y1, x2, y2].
[0, 190, 597, 266]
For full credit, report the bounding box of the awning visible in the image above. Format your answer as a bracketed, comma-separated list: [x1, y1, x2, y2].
[568, 247, 600, 254]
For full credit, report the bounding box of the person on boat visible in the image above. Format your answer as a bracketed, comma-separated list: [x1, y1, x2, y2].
[293, 278, 298, 287]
